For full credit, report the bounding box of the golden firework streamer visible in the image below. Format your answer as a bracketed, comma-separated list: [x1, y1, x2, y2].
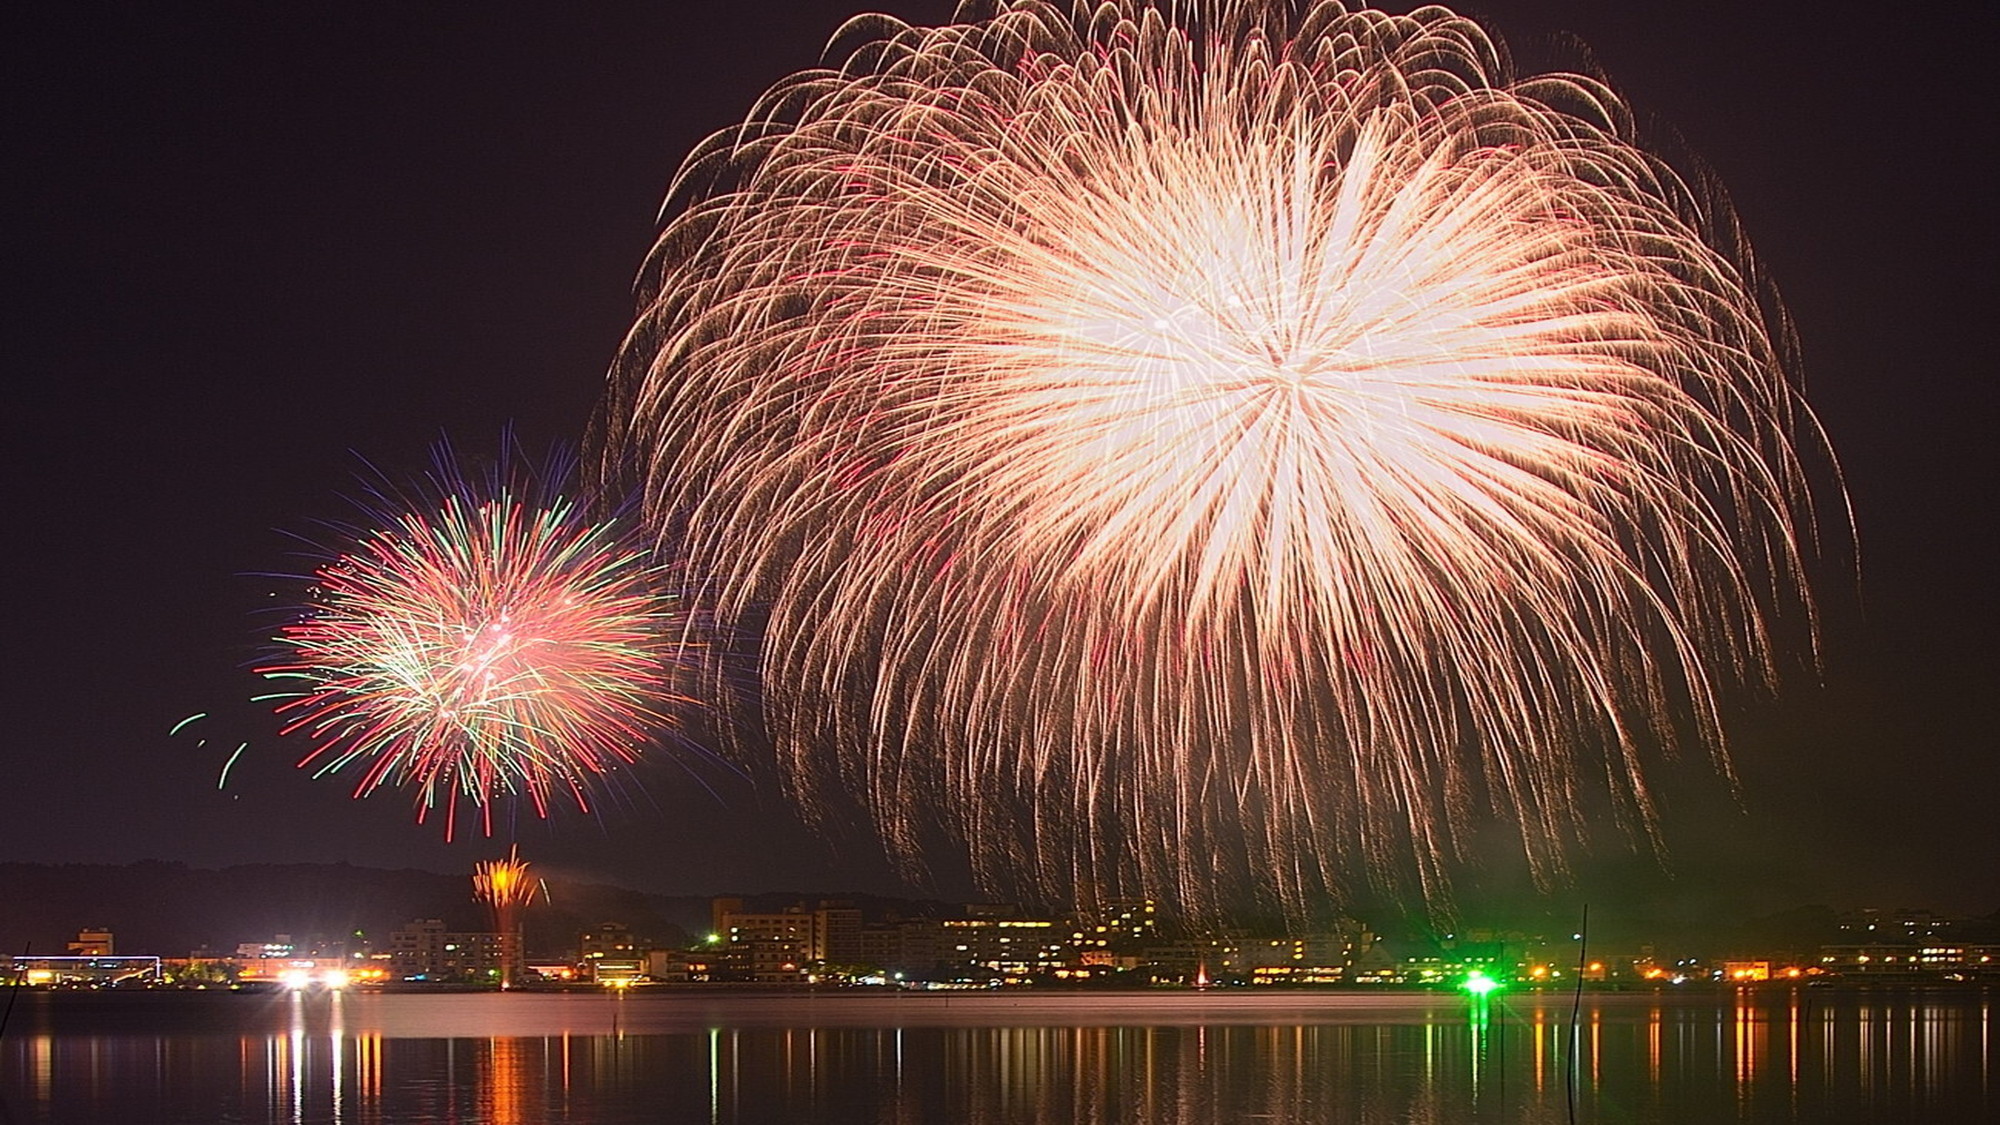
[474, 847, 540, 913]
[474, 847, 540, 988]
[604, 1, 1836, 914]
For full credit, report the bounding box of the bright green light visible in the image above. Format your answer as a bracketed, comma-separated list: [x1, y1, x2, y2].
[1461, 970, 1501, 996]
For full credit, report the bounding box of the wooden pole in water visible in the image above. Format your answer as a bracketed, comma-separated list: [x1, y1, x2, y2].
[1567, 904, 1588, 1125]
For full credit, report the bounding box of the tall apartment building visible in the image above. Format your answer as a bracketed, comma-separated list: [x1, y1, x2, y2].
[715, 904, 819, 981]
[708, 900, 893, 980]
[939, 916, 1068, 979]
[387, 919, 513, 983]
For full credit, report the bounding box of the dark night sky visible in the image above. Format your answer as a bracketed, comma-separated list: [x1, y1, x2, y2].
[10, 2, 1997, 924]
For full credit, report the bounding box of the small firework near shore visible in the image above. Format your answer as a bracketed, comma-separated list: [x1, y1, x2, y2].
[259, 441, 698, 838]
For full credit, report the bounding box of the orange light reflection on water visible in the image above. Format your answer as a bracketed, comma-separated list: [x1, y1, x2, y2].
[7, 990, 1995, 1123]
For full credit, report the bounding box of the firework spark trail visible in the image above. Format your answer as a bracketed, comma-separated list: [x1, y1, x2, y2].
[474, 846, 541, 988]
[605, 1, 1832, 912]
[218, 743, 246, 790]
[474, 846, 543, 912]
[259, 445, 698, 836]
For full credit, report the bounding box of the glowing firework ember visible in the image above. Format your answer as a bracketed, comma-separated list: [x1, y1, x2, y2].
[260, 446, 696, 836]
[605, 1, 1832, 910]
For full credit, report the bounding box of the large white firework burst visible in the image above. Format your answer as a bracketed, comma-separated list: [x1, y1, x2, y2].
[605, 0, 1830, 912]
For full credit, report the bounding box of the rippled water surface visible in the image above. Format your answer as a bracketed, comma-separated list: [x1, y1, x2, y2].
[1, 988, 1992, 1123]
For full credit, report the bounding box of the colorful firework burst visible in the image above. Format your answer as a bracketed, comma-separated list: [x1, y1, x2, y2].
[260, 444, 697, 837]
[604, 1, 1835, 911]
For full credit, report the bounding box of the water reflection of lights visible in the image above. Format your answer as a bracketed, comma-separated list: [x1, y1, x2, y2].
[355, 1030, 382, 1108]
[1532, 1005, 1547, 1093]
[235, 988, 376, 1124]
[1733, 989, 1759, 1113]
[6, 993, 1993, 1122]
[484, 1035, 527, 1125]
[1787, 993, 1801, 1102]
[289, 991, 305, 1123]
[330, 993, 344, 1122]
[707, 1027, 721, 1125]
[29, 1029, 52, 1104]
[1591, 1007, 1603, 1089]
[1465, 993, 1487, 1097]
[683, 1010, 1643, 1123]
[1648, 1004, 1663, 1079]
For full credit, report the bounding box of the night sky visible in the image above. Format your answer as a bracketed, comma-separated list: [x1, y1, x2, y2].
[12, 1, 1997, 924]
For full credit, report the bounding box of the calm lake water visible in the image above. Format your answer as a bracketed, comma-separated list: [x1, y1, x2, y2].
[0, 987, 1992, 1123]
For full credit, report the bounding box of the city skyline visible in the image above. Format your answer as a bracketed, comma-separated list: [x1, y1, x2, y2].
[11, 857, 1995, 979]
[10, 0, 1997, 924]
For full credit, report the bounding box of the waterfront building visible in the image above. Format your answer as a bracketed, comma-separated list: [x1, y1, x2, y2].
[939, 916, 1067, 980]
[387, 919, 512, 983]
[707, 900, 878, 981]
[235, 955, 377, 987]
[715, 905, 817, 981]
[878, 918, 947, 977]
[645, 947, 711, 982]
[9, 954, 158, 986]
[817, 905, 863, 964]
[578, 921, 643, 976]
[1076, 899, 1161, 945]
[1818, 941, 1999, 979]
[66, 928, 114, 956]
[588, 957, 646, 984]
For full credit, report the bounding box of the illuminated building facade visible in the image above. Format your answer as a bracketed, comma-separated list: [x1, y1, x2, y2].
[8, 955, 158, 986]
[716, 906, 818, 981]
[387, 919, 512, 983]
[66, 928, 114, 956]
[940, 917, 1067, 979]
[1818, 943, 1999, 979]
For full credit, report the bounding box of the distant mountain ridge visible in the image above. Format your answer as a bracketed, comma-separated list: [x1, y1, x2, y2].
[0, 861, 969, 961]
[0, 860, 710, 960]
[12, 861, 1962, 963]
